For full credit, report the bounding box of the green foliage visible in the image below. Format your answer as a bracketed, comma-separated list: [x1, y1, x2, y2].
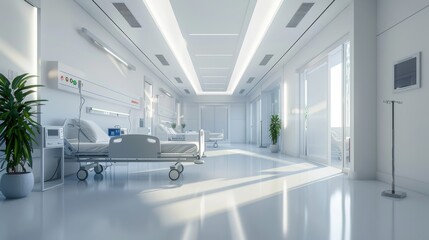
[0, 73, 45, 173]
[181, 123, 186, 129]
[269, 115, 281, 145]
[171, 123, 177, 129]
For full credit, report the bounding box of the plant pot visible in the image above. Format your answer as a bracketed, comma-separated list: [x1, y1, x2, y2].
[1, 172, 34, 199]
[270, 144, 279, 153]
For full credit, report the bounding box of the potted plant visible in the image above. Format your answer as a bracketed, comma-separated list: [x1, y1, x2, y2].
[0, 73, 45, 199]
[269, 114, 281, 153]
[171, 123, 177, 129]
[181, 123, 186, 132]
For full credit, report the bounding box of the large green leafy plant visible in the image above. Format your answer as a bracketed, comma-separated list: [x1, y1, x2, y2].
[0, 73, 45, 173]
[269, 114, 281, 145]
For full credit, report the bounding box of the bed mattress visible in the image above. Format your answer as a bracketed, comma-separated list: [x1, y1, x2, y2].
[160, 141, 198, 154]
[65, 139, 109, 156]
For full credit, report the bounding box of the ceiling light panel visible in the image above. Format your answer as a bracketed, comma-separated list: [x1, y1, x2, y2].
[112, 3, 142, 28]
[286, 2, 315, 28]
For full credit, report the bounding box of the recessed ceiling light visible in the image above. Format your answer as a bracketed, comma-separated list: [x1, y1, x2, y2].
[227, 0, 284, 94]
[189, 33, 239, 36]
[195, 54, 233, 57]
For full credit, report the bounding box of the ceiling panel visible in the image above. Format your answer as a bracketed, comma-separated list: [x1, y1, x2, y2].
[197, 68, 231, 77]
[75, 0, 351, 96]
[170, 0, 252, 34]
[187, 36, 239, 55]
[195, 56, 235, 67]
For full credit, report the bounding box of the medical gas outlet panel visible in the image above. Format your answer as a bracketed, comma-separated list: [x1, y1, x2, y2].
[47, 61, 141, 109]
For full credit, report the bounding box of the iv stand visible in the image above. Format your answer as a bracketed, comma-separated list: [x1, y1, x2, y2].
[381, 100, 406, 199]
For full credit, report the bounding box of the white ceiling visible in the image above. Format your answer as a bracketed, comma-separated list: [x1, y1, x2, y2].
[75, 0, 350, 96]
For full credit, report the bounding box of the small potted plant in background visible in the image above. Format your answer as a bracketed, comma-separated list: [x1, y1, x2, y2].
[0, 73, 45, 199]
[181, 123, 186, 133]
[171, 123, 177, 130]
[269, 114, 281, 153]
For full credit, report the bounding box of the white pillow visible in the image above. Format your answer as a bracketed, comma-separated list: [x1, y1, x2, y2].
[72, 119, 110, 143]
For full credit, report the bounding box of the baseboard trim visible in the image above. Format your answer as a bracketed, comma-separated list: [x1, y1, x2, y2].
[376, 171, 429, 196]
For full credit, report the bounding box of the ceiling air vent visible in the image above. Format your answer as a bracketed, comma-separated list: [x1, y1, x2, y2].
[155, 54, 170, 66]
[246, 77, 255, 83]
[259, 54, 274, 66]
[174, 77, 183, 83]
[286, 2, 315, 28]
[239, 89, 245, 94]
[184, 89, 190, 94]
[112, 3, 142, 28]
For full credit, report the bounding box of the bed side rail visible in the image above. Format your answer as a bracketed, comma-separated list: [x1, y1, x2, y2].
[109, 134, 161, 158]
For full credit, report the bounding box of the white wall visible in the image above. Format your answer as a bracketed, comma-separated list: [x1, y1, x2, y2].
[0, 1, 37, 76]
[377, 0, 429, 194]
[38, 0, 179, 176]
[349, 0, 377, 180]
[0, 0, 37, 180]
[182, 96, 246, 143]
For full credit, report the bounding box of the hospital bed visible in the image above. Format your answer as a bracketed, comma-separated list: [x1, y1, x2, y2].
[63, 119, 205, 181]
[158, 123, 224, 147]
[205, 131, 224, 148]
[157, 123, 199, 141]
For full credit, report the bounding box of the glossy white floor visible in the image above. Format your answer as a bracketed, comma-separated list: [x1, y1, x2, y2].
[1, 144, 428, 240]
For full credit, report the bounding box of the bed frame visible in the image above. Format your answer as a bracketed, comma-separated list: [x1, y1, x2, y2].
[66, 129, 205, 181]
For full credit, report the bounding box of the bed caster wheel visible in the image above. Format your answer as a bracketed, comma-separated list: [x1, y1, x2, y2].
[77, 169, 88, 181]
[94, 164, 103, 174]
[196, 155, 200, 160]
[169, 169, 180, 181]
[176, 163, 184, 173]
[213, 142, 218, 148]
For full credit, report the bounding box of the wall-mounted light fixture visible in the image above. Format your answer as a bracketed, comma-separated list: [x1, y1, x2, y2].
[87, 107, 130, 117]
[80, 27, 136, 71]
[160, 88, 172, 97]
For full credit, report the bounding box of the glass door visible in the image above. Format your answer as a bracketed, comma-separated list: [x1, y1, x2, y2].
[300, 41, 351, 169]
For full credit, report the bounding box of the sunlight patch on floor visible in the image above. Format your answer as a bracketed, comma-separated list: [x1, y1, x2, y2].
[139, 163, 316, 204]
[145, 166, 341, 226]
